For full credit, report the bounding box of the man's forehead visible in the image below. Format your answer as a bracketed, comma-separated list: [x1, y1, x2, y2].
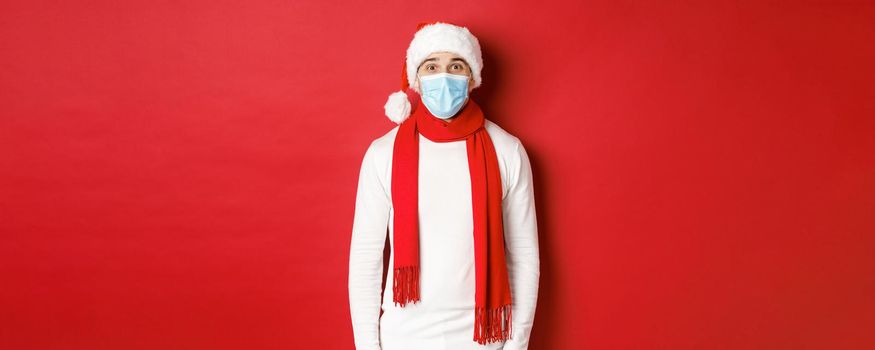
[422, 56, 468, 63]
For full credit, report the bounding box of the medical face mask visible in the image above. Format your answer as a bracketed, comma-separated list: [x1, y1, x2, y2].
[418, 72, 470, 119]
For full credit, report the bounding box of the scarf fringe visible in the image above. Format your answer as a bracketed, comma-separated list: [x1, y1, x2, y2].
[473, 303, 513, 345]
[392, 265, 420, 306]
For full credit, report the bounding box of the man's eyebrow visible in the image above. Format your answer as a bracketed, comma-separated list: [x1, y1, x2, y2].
[421, 57, 467, 64]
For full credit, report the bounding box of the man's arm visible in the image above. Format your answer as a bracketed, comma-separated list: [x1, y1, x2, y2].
[348, 141, 390, 350]
[502, 141, 541, 350]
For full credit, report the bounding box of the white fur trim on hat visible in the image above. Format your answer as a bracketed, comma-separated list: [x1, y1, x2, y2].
[406, 22, 483, 90]
[384, 90, 412, 124]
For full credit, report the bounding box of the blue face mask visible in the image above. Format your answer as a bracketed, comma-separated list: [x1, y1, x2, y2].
[418, 73, 470, 119]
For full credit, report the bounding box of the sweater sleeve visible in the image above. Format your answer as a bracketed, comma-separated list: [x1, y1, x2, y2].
[348, 140, 390, 350]
[502, 141, 541, 350]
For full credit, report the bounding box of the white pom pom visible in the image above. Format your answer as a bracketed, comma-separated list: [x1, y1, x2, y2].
[384, 90, 411, 124]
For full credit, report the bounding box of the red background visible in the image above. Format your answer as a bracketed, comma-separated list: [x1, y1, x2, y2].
[2, 1, 873, 349]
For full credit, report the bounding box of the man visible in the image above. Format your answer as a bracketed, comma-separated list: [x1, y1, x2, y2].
[348, 21, 540, 350]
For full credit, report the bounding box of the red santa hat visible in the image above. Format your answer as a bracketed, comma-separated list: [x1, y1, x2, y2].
[383, 21, 484, 124]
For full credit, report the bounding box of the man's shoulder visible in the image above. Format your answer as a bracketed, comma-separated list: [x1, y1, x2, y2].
[364, 124, 400, 161]
[485, 119, 522, 151]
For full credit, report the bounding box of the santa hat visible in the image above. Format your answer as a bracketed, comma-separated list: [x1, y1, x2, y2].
[383, 21, 484, 124]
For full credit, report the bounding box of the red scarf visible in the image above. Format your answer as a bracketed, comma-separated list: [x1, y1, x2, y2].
[391, 98, 513, 344]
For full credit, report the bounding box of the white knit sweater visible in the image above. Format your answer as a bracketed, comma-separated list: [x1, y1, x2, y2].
[348, 119, 540, 350]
